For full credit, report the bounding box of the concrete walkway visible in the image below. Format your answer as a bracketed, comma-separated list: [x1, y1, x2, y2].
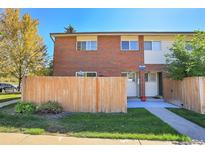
[0, 99, 20, 108]
[146, 108, 205, 142]
[128, 98, 178, 108]
[0, 133, 176, 145]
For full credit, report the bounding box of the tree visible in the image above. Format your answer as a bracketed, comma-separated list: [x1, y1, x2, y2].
[0, 9, 47, 89]
[38, 59, 53, 76]
[47, 59, 54, 75]
[64, 24, 76, 33]
[166, 31, 205, 80]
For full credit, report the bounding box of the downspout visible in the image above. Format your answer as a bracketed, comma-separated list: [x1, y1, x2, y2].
[50, 34, 55, 76]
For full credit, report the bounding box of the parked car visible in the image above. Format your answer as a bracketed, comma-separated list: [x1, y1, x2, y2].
[0, 83, 18, 93]
[12, 84, 19, 90]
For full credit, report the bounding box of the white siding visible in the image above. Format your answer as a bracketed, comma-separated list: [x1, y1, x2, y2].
[144, 41, 173, 64]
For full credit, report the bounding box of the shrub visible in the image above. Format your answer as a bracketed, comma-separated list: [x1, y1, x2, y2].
[37, 101, 63, 114]
[15, 102, 37, 114]
[166, 31, 205, 80]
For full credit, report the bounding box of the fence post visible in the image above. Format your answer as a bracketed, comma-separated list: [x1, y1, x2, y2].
[96, 77, 99, 112]
[198, 77, 204, 113]
[21, 76, 26, 101]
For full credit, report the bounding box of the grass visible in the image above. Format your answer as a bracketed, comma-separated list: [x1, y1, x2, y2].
[0, 106, 191, 141]
[23, 128, 45, 135]
[168, 108, 205, 128]
[71, 132, 188, 141]
[0, 93, 21, 103]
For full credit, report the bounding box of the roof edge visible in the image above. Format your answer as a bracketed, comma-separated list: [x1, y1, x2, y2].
[50, 31, 195, 37]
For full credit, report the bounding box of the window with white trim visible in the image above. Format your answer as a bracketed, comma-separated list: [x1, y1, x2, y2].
[77, 41, 97, 51]
[121, 41, 139, 51]
[76, 71, 97, 77]
[145, 73, 156, 82]
[121, 72, 136, 82]
[144, 41, 161, 51]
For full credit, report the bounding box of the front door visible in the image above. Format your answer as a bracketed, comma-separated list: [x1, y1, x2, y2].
[145, 72, 158, 96]
[122, 72, 139, 97]
[158, 72, 163, 96]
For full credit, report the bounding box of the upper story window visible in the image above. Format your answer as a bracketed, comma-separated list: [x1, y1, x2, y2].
[76, 71, 97, 77]
[121, 41, 139, 51]
[77, 41, 97, 51]
[144, 41, 161, 51]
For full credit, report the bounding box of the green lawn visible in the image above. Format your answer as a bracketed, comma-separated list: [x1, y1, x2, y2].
[168, 108, 205, 128]
[0, 93, 21, 103]
[0, 105, 190, 142]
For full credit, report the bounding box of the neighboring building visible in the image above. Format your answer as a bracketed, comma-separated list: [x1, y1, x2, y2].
[50, 32, 194, 97]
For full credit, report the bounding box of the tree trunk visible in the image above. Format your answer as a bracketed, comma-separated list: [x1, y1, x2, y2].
[18, 77, 22, 91]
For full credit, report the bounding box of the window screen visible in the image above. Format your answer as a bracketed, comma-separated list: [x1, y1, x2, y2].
[144, 41, 152, 50]
[152, 41, 161, 51]
[76, 72, 97, 77]
[121, 41, 129, 50]
[145, 73, 156, 82]
[87, 72, 97, 77]
[77, 41, 97, 51]
[130, 41, 139, 50]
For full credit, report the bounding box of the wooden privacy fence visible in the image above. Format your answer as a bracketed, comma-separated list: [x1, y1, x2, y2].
[163, 77, 205, 114]
[22, 76, 127, 113]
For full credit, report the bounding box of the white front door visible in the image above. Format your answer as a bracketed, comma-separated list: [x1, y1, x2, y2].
[145, 72, 158, 96]
[122, 72, 139, 97]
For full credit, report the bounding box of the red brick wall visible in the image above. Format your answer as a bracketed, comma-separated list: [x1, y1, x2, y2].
[145, 64, 166, 72]
[53, 35, 147, 76]
[53, 35, 167, 97]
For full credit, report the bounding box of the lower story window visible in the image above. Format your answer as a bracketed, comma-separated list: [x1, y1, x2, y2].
[145, 73, 156, 82]
[76, 71, 97, 77]
[121, 72, 136, 82]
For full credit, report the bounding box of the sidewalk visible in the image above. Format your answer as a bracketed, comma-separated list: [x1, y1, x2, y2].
[146, 108, 205, 142]
[128, 98, 178, 108]
[0, 133, 175, 145]
[0, 99, 20, 108]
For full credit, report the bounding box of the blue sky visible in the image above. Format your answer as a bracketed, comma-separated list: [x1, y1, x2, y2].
[2, 8, 205, 57]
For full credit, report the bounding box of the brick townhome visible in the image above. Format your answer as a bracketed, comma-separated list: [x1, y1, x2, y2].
[50, 32, 193, 98]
